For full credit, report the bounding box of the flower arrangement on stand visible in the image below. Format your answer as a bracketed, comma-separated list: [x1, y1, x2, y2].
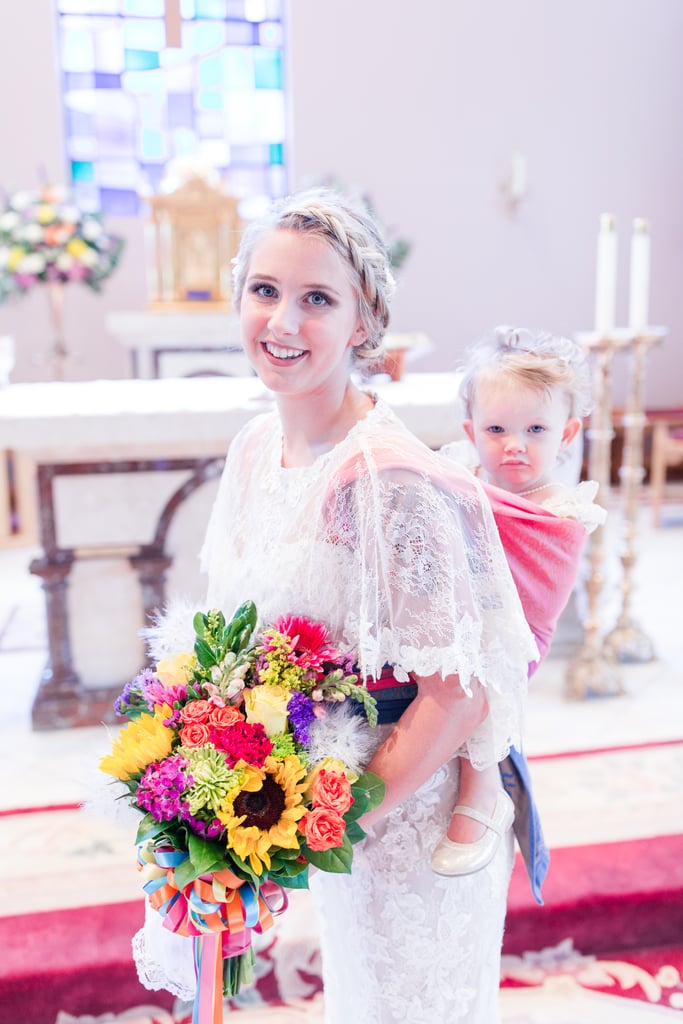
[100, 601, 384, 1023]
[0, 183, 124, 377]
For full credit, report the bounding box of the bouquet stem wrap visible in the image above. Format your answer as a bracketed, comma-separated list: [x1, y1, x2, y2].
[138, 841, 288, 1014]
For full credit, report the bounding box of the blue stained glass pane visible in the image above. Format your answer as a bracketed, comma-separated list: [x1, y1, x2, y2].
[123, 0, 164, 15]
[199, 54, 223, 88]
[184, 21, 226, 53]
[253, 48, 281, 89]
[123, 18, 166, 49]
[72, 160, 95, 182]
[196, 110, 225, 136]
[67, 107, 95, 136]
[269, 142, 283, 165]
[173, 128, 198, 156]
[195, 0, 227, 16]
[223, 49, 253, 90]
[124, 48, 160, 70]
[140, 163, 167, 192]
[65, 71, 95, 90]
[268, 163, 287, 196]
[259, 21, 282, 46]
[231, 143, 269, 162]
[123, 69, 166, 95]
[168, 92, 194, 128]
[140, 128, 167, 159]
[62, 29, 95, 71]
[180, 0, 196, 15]
[94, 72, 122, 88]
[99, 188, 140, 215]
[67, 135, 98, 160]
[225, 0, 246, 15]
[197, 90, 223, 111]
[224, 20, 256, 45]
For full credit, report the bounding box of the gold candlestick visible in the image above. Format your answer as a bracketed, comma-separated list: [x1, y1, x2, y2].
[565, 332, 625, 699]
[603, 328, 666, 663]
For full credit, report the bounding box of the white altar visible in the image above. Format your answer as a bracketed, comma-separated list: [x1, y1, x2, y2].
[0, 373, 464, 728]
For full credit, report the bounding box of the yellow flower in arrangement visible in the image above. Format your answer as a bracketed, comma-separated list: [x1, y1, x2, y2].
[243, 683, 291, 738]
[155, 651, 196, 688]
[99, 703, 175, 781]
[217, 755, 308, 875]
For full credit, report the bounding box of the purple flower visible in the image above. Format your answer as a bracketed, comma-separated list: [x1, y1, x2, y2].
[180, 809, 226, 840]
[135, 754, 192, 822]
[287, 690, 316, 746]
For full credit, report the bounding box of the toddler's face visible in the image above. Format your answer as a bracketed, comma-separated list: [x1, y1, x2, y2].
[463, 377, 580, 493]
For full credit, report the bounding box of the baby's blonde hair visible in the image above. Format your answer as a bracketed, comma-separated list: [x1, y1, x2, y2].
[232, 188, 396, 364]
[459, 326, 593, 420]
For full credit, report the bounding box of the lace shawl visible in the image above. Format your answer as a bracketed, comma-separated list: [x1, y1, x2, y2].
[200, 398, 537, 769]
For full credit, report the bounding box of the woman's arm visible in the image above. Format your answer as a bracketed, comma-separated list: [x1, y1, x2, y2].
[361, 673, 489, 828]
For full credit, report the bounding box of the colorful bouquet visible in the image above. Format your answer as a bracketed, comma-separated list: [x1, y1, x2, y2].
[0, 183, 124, 303]
[100, 601, 384, 1015]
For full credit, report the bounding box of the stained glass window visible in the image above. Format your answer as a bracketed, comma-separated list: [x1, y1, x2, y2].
[56, 0, 287, 215]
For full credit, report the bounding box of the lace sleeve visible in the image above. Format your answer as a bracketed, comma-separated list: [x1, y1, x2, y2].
[325, 454, 538, 768]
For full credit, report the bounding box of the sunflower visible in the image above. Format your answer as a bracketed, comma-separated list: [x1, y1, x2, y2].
[217, 755, 308, 874]
[100, 703, 175, 781]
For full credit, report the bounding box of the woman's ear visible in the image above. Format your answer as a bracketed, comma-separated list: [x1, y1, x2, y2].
[561, 417, 582, 449]
[463, 420, 475, 445]
[350, 321, 368, 348]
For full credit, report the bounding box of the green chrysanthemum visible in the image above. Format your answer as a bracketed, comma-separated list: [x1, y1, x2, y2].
[270, 733, 299, 760]
[182, 744, 244, 816]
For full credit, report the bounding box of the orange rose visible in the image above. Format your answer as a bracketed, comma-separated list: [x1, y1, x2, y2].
[179, 722, 211, 748]
[180, 700, 212, 725]
[311, 769, 354, 816]
[300, 807, 346, 851]
[210, 705, 244, 729]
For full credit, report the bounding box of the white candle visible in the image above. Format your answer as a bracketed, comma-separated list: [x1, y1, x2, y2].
[594, 212, 617, 334]
[628, 217, 650, 333]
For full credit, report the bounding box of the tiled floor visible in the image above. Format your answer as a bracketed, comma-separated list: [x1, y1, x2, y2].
[2, 485, 683, 1023]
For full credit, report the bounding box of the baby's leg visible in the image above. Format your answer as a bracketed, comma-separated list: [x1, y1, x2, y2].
[431, 756, 514, 876]
[447, 757, 501, 842]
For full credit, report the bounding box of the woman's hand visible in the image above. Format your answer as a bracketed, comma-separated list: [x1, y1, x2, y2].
[361, 673, 488, 829]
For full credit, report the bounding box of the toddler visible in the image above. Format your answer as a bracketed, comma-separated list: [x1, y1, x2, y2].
[432, 326, 606, 876]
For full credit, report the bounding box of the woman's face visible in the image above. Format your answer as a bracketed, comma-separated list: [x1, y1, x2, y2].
[239, 228, 366, 399]
[463, 376, 580, 493]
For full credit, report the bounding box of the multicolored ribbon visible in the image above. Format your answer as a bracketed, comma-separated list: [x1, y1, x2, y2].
[137, 841, 289, 1024]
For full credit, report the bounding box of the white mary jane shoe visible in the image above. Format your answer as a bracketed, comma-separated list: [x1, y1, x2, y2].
[431, 790, 515, 877]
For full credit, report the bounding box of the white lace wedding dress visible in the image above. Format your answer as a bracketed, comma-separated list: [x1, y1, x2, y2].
[135, 396, 538, 1023]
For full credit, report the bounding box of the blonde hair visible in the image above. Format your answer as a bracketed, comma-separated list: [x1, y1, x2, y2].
[459, 326, 593, 420]
[232, 188, 396, 363]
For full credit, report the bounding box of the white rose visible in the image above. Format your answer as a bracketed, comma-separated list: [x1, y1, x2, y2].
[10, 191, 34, 212]
[81, 219, 103, 241]
[77, 246, 99, 267]
[18, 253, 45, 273]
[55, 253, 73, 271]
[0, 211, 21, 232]
[20, 224, 44, 244]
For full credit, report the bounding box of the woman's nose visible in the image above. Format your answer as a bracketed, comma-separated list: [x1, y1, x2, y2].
[268, 298, 298, 336]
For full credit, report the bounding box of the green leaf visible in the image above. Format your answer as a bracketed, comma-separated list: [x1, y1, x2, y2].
[194, 637, 217, 669]
[193, 611, 208, 637]
[135, 815, 166, 845]
[353, 771, 386, 813]
[302, 834, 353, 873]
[187, 833, 224, 875]
[173, 854, 200, 889]
[343, 820, 367, 845]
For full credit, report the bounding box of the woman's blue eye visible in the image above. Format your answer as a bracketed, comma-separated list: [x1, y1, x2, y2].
[256, 284, 277, 298]
[307, 291, 329, 306]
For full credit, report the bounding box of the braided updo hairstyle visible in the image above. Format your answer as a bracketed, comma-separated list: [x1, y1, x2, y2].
[232, 188, 396, 363]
